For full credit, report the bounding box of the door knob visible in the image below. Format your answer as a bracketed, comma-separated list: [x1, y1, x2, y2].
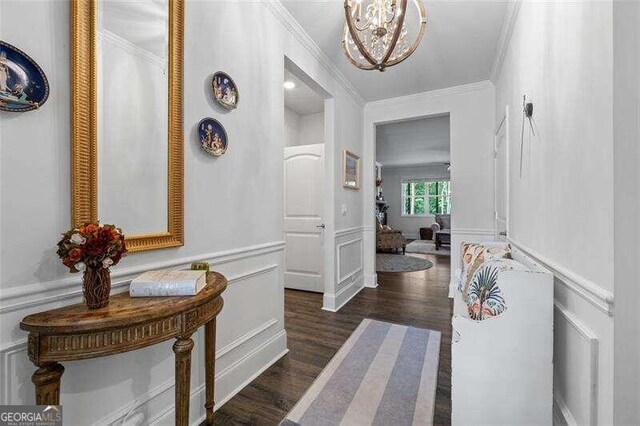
[499, 231, 507, 236]
[316, 223, 325, 229]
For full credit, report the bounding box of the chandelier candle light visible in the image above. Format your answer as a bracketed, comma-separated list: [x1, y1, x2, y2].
[343, 0, 427, 71]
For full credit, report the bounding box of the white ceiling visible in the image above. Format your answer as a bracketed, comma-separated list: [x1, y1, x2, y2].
[376, 114, 450, 167]
[281, 0, 509, 101]
[284, 69, 325, 115]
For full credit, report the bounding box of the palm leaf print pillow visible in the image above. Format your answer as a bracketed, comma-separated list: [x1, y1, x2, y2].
[459, 242, 512, 297]
[467, 259, 528, 320]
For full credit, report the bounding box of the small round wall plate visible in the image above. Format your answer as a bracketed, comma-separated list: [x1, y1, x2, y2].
[0, 40, 50, 112]
[211, 71, 239, 110]
[198, 118, 228, 156]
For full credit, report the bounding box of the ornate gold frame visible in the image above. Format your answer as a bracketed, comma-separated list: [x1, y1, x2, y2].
[71, 0, 184, 252]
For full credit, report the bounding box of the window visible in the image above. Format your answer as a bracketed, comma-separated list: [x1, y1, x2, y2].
[401, 180, 451, 216]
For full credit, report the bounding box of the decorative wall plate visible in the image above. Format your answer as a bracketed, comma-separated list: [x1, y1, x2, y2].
[198, 118, 227, 156]
[0, 40, 49, 112]
[211, 71, 238, 110]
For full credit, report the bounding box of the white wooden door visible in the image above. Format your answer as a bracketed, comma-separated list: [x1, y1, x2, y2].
[284, 144, 324, 292]
[494, 109, 509, 241]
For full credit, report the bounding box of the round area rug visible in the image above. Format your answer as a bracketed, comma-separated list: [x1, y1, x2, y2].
[405, 239, 451, 256]
[376, 254, 434, 273]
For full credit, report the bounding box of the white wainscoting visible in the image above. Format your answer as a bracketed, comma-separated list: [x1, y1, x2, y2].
[509, 239, 614, 425]
[362, 226, 377, 288]
[0, 241, 285, 315]
[508, 239, 613, 316]
[0, 242, 288, 425]
[553, 303, 598, 426]
[323, 227, 364, 312]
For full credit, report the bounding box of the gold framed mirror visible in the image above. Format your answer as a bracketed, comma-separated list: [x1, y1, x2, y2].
[71, 0, 184, 252]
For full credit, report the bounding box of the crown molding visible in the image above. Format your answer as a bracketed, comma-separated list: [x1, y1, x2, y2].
[490, 0, 522, 83]
[365, 80, 494, 110]
[262, 0, 365, 107]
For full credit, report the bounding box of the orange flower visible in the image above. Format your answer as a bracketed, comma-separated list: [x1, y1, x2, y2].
[84, 223, 99, 234]
[69, 247, 82, 263]
[58, 222, 126, 272]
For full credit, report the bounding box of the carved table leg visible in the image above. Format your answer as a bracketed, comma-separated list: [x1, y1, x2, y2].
[32, 363, 64, 405]
[173, 336, 194, 426]
[204, 319, 216, 424]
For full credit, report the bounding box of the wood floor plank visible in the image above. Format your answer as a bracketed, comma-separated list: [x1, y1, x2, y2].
[213, 253, 452, 425]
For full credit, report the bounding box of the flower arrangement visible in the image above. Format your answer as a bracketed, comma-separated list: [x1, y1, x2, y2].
[57, 222, 127, 309]
[57, 223, 127, 272]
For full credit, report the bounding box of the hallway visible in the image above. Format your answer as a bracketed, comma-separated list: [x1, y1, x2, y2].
[214, 253, 452, 425]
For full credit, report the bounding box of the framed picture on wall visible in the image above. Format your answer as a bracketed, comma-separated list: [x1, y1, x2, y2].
[343, 149, 360, 190]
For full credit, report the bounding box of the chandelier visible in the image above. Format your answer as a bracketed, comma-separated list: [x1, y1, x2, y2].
[342, 0, 427, 71]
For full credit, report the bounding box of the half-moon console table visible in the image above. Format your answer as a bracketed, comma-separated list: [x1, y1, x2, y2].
[20, 271, 227, 426]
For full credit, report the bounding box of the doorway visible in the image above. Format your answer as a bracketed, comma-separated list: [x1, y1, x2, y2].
[283, 61, 329, 293]
[374, 114, 452, 264]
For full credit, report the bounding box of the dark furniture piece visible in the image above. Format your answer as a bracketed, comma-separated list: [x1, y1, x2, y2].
[20, 272, 227, 426]
[435, 230, 451, 250]
[419, 227, 434, 241]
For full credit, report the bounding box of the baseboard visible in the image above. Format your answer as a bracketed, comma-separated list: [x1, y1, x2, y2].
[214, 333, 288, 411]
[119, 330, 288, 426]
[364, 273, 378, 288]
[322, 279, 364, 312]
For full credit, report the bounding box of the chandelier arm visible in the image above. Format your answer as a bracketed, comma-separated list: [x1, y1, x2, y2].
[386, 0, 397, 24]
[342, 25, 378, 70]
[344, 1, 379, 67]
[380, 0, 407, 67]
[354, 19, 373, 32]
[386, 0, 426, 66]
[341, 39, 377, 70]
[352, 7, 374, 32]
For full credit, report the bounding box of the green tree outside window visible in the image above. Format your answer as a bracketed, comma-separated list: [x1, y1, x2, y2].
[402, 180, 451, 216]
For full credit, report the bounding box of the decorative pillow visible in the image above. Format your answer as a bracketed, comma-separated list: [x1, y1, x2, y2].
[458, 242, 512, 298]
[467, 259, 528, 320]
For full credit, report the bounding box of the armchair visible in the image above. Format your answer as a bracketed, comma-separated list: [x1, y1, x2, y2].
[376, 222, 406, 254]
[430, 214, 451, 235]
[431, 214, 451, 250]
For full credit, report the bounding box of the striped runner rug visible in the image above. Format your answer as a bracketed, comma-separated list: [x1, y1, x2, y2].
[282, 319, 441, 426]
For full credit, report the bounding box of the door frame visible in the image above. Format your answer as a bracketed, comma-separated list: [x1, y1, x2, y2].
[363, 111, 452, 288]
[494, 105, 510, 240]
[284, 56, 337, 309]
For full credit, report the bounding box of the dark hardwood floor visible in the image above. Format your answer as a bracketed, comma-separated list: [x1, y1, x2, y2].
[214, 253, 452, 425]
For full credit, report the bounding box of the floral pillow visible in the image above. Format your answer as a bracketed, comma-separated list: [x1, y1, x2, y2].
[467, 258, 528, 320]
[458, 242, 512, 299]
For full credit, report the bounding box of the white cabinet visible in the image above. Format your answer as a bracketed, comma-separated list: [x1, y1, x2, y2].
[452, 266, 553, 425]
